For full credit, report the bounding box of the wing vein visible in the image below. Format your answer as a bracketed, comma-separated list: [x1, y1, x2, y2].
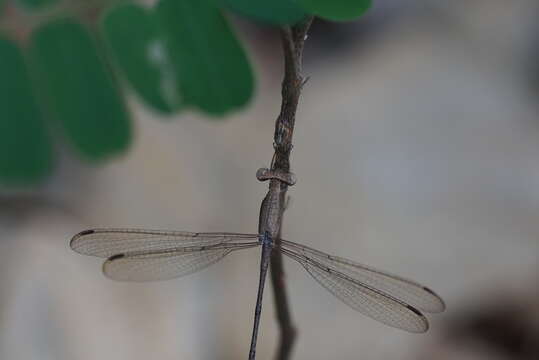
[280, 239, 445, 313]
[280, 247, 429, 333]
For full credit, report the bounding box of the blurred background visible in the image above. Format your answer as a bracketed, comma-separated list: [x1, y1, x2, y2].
[1, 0, 539, 359]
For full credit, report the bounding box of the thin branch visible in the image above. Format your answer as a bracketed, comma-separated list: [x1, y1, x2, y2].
[270, 17, 313, 360]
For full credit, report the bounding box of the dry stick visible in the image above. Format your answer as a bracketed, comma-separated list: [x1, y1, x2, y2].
[269, 17, 313, 360]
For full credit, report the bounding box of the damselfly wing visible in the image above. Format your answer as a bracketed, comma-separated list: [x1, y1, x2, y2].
[70, 228, 445, 333]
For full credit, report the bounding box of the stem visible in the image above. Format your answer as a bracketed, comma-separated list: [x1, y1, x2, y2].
[270, 17, 313, 360]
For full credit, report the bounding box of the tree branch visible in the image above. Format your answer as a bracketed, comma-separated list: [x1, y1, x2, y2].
[270, 17, 313, 360]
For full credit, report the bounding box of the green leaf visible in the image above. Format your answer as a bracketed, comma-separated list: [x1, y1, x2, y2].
[0, 37, 53, 186]
[221, 0, 306, 25]
[29, 19, 131, 160]
[17, 0, 58, 10]
[155, 0, 254, 116]
[298, 0, 372, 21]
[102, 3, 182, 114]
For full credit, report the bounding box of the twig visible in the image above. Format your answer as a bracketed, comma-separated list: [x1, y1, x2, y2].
[269, 17, 313, 360]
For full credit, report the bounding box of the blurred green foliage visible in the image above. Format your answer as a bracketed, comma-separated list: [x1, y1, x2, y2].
[29, 19, 131, 160]
[102, 3, 181, 114]
[0, 0, 372, 186]
[156, 0, 253, 115]
[221, 0, 307, 25]
[299, 0, 372, 21]
[17, 0, 57, 10]
[0, 37, 53, 185]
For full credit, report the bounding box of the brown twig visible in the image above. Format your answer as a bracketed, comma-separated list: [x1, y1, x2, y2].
[269, 17, 313, 360]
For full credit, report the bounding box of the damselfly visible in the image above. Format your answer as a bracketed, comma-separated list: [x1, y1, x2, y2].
[70, 228, 445, 333]
[70, 168, 445, 359]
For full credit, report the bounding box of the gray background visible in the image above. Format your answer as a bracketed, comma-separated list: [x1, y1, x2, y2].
[1, 1, 538, 359]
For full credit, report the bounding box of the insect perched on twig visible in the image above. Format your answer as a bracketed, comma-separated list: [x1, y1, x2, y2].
[71, 168, 445, 360]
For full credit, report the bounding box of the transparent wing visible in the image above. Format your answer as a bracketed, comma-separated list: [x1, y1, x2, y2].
[70, 228, 259, 258]
[290, 250, 429, 332]
[281, 247, 429, 333]
[280, 239, 445, 313]
[103, 247, 245, 282]
[71, 228, 259, 282]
